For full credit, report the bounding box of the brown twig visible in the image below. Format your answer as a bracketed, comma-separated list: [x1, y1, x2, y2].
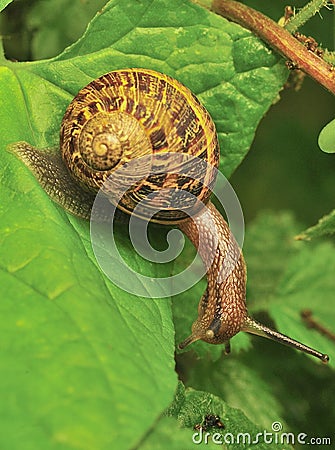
[301, 309, 335, 342]
[211, 0, 335, 95]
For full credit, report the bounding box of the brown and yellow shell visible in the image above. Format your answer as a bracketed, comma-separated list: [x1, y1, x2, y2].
[60, 68, 220, 222]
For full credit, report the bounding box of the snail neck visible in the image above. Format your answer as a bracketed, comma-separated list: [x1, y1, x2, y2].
[178, 201, 247, 345]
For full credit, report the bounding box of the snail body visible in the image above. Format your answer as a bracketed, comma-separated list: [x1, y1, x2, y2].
[10, 68, 328, 363]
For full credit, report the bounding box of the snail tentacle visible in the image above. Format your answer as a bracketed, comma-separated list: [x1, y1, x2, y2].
[242, 316, 329, 363]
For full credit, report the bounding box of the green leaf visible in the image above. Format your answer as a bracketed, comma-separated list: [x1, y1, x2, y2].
[2, 0, 287, 176]
[163, 382, 293, 449]
[0, 0, 288, 447]
[0, 0, 12, 12]
[269, 241, 335, 363]
[244, 211, 335, 364]
[185, 356, 286, 430]
[318, 117, 335, 154]
[183, 335, 335, 440]
[139, 416, 219, 449]
[243, 212, 302, 310]
[0, 197, 177, 450]
[296, 209, 335, 241]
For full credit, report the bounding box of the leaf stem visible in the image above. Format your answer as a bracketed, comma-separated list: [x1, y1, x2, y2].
[301, 309, 335, 342]
[285, 0, 329, 33]
[211, 0, 335, 94]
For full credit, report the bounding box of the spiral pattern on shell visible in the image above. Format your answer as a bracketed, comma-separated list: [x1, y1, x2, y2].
[60, 68, 220, 222]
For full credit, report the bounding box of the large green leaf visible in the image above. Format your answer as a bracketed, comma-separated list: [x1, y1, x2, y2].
[244, 212, 335, 364]
[161, 382, 293, 450]
[139, 416, 220, 449]
[0, 0, 288, 448]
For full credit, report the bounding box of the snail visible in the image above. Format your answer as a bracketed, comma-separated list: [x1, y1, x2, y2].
[10, 68, 329, 363]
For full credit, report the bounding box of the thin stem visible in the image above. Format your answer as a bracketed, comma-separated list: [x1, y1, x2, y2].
[285, 0, 329, 33]
[211, 0, 335, 95]
[301, 310, 335, 342]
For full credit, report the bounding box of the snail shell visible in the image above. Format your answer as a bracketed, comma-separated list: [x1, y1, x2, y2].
[60, 69, 219, 222]
[9, 68, 329, 363]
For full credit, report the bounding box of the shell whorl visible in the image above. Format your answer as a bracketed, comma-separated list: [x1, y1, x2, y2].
[60, 69, 220, 221]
